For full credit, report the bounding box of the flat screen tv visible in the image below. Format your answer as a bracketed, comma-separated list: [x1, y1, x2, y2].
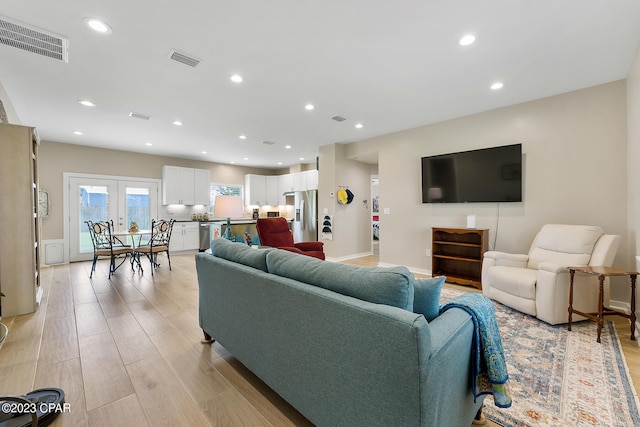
[421, 143, 522, 203]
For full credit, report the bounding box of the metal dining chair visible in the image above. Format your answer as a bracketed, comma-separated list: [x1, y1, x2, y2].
[85, 220, 132, 279]
[135, 219, 175, 275]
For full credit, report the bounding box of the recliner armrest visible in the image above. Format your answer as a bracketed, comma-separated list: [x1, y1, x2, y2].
[294, 241, 324, 252]
[537, 262, 570, 274]
[484, 251, 529, 268]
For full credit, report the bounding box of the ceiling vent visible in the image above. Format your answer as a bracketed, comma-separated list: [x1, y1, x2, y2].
[129, 112, 151, 120]
[262, 140, 276, 145]
[331, 115, 347, 122]
[167, 49, 200, 67]
[0, 15, 69, 62]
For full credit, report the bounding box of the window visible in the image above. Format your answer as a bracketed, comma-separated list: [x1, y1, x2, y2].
[210, 184, 243, 212]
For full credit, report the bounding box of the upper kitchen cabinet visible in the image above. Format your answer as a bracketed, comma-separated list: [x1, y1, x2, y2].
[0, 124, 41, 317]
[265, 176, 279, 206]
[245, 174, 266, 206]
[162, 165, 210, 205]
[194, 169, 211, 205]
[306, 169, 318, 190]
[277, 173, 294, 205]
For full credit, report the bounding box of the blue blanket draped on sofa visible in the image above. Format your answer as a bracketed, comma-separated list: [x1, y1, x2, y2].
[440, 293, 512, 408]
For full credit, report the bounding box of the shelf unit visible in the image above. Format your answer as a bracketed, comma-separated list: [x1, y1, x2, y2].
[432, 227, 488, 290]
[0, 124, 41, 317]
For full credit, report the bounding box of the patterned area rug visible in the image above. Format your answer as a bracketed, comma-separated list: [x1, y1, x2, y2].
[441, 288, 640, 427]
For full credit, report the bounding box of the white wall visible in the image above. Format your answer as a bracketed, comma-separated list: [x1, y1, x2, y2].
[319, 144, 372, 260]
[344, 81, 629, 297]
[627, 43, 640, 320]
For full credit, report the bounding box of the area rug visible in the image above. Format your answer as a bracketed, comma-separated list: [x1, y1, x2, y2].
[440, 287, 640, 427]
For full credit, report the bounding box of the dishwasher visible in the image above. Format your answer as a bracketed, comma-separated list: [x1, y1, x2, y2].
[198, 221, 213, 252]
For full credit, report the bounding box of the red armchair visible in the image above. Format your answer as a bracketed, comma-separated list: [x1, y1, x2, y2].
[256, 217, 325, 260]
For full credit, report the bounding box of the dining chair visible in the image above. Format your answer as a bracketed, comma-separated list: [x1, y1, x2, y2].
[135, 219, 175, 275]
[85, 220, 132, 279]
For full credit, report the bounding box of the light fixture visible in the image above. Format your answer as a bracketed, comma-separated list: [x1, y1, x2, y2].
[285, 145, 292, 149]
[213, 195, 245, 240]
[230, 74, 243, 83]
[239, 135, 247, 140]
[83, 18, 112, 34]
[355, 123, 363, 129]
[277, 162, 283, 165]
[305, 104, 315, 111]
[243, 157, 249, 160]
[73, 131, 83, 135]
[145, 142, 152, 146]
[201, 151, 207, 154]
[491, 82, 504, 90]
[299, 157, 305, 161]
[173, 120, 183, 126]
[459, 34, 476, 46]
[78, 100, 95, 107]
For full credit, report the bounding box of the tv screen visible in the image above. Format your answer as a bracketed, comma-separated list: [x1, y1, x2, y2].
[421, 144, 522, 203]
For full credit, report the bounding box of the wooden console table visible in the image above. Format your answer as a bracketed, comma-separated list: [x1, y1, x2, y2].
[432, 227, 488, 289]
[567, 266, 637, 343]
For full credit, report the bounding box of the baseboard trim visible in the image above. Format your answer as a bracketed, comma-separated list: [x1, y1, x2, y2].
[326, 251, 373, 263]
[377, 261, 432, 277]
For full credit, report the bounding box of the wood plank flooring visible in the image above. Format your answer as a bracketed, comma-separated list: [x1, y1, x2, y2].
[0, 251, 638, 427]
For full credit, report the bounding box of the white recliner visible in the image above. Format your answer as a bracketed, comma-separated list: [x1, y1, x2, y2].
[482, 224, 620, 325]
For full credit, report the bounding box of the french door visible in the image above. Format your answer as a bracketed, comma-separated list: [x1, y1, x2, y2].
[68, 175, 158, 261]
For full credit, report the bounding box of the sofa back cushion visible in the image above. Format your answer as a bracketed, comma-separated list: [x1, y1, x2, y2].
[266, 249, 414, 310]
[527, 224, 603, 269]
[210, 238, 272, 272]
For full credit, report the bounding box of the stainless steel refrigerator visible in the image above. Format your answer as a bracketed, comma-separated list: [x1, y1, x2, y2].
[293, 190, 318, 242]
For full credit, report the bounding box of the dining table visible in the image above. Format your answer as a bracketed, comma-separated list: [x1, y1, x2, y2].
[112, 229, 151, 271]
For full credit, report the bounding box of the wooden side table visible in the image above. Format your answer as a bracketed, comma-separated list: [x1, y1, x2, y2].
[568, 266, 637, 343]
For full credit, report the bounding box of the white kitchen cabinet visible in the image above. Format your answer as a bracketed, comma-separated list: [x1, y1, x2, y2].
[293, 172, 307, 191]
[194, 169, 211, 205]
[278, 173, 294, 193]
[306, 169, 318, 190]
[170, 222, 199, 252]
[245, 174, 267, 205]
[162, 166, 210, 205]
[266, 175, 279, 205]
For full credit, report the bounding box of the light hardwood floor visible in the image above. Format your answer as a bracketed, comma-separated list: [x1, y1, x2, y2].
[0, 251, 638, 427]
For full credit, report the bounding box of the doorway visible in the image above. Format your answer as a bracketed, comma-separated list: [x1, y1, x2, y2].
[371, 176, 379, 257]
[67, 174, 159, 262]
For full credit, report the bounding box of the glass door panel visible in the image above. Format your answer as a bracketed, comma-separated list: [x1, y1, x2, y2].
[69, 177, 118, 261]
[117, 181, 158, 232]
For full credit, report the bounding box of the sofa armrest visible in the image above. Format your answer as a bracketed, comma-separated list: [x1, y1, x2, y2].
[294, 241, 324, 252]
[484, 251, 529, 268]
[422, 307, 485, 426]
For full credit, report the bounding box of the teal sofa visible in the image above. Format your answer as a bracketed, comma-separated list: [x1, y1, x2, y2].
[195, 238, 485, 427]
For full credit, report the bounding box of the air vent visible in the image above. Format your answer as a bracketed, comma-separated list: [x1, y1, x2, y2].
[167, 49, 200, 67]
[129, 112, 151, 120]
[0, 15, 68, 62]
[331, 115, 347, 122]
[262, 140, 276, 145]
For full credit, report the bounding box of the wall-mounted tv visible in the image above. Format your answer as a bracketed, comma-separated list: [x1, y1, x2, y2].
[421, 143, 522, 203]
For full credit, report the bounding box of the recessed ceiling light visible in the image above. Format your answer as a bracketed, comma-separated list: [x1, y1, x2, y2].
[239, 135, 247, 140]
[145, 142, 152, 146]
[459, 34, 476, 46]
[173, 120, 183, 126]
[73, 131, 83, 135]
[230, 74, 243, 83]
[285, 145, 292, 149]
[277, 162, 283, 165]
[243, 157, 249, 160]
[230, 161, 236, 164]
[78, 100, 95, 107]
[305, 104, 315, 111]
[299, 157, 305, 161]
[83, 18, 112, 34]
[201, 151, 207, 154]
[491, 82, 504, 90]
[355, 123, 364, 129]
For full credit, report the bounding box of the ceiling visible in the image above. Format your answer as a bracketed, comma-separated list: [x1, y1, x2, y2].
[1, 1, 640, 169]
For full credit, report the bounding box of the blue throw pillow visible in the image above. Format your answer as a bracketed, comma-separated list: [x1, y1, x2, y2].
[413, 276, 446, 321]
